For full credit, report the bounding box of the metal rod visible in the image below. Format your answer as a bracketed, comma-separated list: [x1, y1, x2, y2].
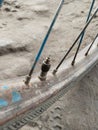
[85, 33, 98, 56]
[24, 0, 64, 85]
[71, 0, 96, 66]
[53, 8, 98, 75]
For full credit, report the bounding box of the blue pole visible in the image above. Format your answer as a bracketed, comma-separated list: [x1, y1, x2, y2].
[25, 0, 64, 85]
[0, 0, 3, 7]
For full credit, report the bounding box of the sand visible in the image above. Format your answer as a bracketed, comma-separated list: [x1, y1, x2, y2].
[0, 0, 98, 129]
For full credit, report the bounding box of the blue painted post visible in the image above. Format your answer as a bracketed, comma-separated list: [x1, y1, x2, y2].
[0, 0, 3, 7]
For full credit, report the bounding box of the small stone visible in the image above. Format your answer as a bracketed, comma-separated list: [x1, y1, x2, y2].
[53, 124, 62, 130]
[81, 11, 84, 14]
[11, 9, 17, 12]
[15, 5, 20, 9]
[4, 7, 11, 12]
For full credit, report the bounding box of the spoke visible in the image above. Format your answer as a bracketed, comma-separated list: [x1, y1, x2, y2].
[71, 0, 96, 66]
[53, 8, 98, 74]
[85, 33, 98, 56]
[24, 0, 64, 85]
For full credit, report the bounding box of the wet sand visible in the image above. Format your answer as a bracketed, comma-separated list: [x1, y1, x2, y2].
[0, 0, 98, 129]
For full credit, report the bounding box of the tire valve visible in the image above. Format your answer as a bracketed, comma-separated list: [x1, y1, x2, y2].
[39, 57, 51, 81]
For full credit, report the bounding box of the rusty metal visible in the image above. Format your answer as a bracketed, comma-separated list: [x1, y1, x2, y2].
[0, 38, 98, 130]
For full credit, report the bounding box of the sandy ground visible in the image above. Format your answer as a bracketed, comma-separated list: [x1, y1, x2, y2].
[0, 0, 98, 130]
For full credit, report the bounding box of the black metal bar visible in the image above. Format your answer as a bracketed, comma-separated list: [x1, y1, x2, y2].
[53, 8, 98, 75]
[85, 33, 98, 56]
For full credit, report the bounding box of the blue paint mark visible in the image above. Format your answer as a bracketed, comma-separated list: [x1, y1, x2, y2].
[2, 86, 9, 90]
[12, 91, 22, 103]
[0, 99, 8, 107]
